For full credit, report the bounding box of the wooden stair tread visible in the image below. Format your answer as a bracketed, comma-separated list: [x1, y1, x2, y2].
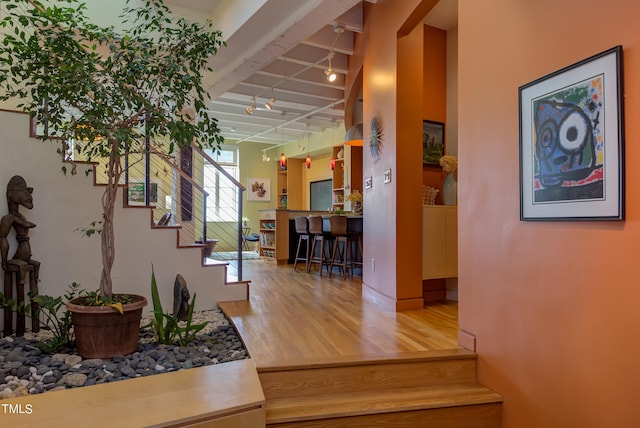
[258, 348, 476, 372]
[265, 382, 503, 424]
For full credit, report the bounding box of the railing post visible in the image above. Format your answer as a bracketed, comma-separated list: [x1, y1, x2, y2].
[203, 194, 207, 243]
[237, 187, 243, 281]
[144, 125, 151, 206]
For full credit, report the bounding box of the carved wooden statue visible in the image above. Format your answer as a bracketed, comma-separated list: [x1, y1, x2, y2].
[172, 274, 190, 321]
[0, 175, 40, 336]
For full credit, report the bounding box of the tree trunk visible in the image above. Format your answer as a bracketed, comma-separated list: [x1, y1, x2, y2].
[100, 139, 122, 298]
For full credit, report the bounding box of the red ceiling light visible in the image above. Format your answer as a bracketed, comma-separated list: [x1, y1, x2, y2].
[330, 157, 335, 170]
[280, 152, 287, 169]
[306, 154, 311, 169]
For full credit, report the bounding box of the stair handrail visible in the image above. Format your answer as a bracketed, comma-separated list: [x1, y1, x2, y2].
[148, 143, 209, 197]
[191, 144, 245, 191]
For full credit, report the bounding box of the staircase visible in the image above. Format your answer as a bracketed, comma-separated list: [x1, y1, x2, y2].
[258, 350, 502, 427]
[67, 132, 251, 302]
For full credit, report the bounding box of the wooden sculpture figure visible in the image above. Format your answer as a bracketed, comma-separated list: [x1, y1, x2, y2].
[172, 273, 190, 321]
[0, 175, 40, 335]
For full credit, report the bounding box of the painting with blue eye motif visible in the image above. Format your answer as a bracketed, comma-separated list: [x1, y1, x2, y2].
[533, 77, 603, 202]
[519, 46, 624, 220]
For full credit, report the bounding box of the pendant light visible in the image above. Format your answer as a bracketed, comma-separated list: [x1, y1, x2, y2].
[279, 115, 287, 170]
[305, 122, 311, 169]
[330, 122, 335, 170]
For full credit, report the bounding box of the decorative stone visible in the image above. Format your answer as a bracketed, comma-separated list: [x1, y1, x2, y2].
[82, 358, 104, 368]
[64, 373, 88, 387]
[65, 355, 82, 366]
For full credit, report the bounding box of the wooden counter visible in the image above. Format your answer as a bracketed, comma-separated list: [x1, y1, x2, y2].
[258, 210, 364, 265]
[0, 358, 265, 428]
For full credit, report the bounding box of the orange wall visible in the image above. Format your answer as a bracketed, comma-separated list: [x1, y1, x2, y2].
[423, 24, 447, 203]
[360, 0, 440, 310]
[459, 0, 640, 426]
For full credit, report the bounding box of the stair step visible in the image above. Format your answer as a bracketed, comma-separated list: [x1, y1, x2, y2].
[266, 383, 502, 426]
[259, 350, 478, 400]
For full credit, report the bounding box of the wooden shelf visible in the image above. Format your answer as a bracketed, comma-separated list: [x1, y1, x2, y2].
[276, 158, 303, 209]
[259, 210, 289, 263]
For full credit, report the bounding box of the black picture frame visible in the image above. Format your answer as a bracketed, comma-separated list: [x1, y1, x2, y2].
[519, 45, 624, 221]
[422, 120, 445, 166]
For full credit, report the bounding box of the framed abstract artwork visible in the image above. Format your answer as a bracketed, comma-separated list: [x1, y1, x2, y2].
[247, 177, 271, 201]
[519, 46, 624, 221]
[422, 120, 445, 166]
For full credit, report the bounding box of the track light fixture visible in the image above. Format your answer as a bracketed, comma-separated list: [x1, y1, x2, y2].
[325, 51, 337, 82]
[245, 96, 256, 115]
[324, 23, 344, 83]
[265, 97, 275, 110]
[265, 88, 276, 110]
[325, 53, 336, 82]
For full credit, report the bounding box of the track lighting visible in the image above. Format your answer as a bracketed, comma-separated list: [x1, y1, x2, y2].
[265, 88, 275, 110]
[245, 96, 256, 115]
[324, 24, 344, 83]
[325, 51, 337, 82]
[265, 97, 275, 110]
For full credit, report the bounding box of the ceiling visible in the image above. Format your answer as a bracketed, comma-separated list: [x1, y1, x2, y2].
[161, 0, 457, 150]
[162, 0, 374, 150]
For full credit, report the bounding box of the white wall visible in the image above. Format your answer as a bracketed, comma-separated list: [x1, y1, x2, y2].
[0, 110, 246, 331]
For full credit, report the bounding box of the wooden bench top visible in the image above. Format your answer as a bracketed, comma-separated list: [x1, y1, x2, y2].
[0, 358, 265, 427]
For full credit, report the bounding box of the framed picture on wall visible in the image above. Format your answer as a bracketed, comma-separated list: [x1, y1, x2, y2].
[519, 45, 624, 221]
[247, 177, 271, 201]
[128, 181, 158, 206]
[422, 120, 445, 166]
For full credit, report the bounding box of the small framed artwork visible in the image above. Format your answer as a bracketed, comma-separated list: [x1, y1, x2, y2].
[247, 177, 271, 201]
[422, 120, 445, 166]
[519, 45, 624, 221]
[128, 181, 159, 206]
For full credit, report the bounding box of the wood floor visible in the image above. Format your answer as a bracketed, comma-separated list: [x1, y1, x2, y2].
[219, 259, 459, 367]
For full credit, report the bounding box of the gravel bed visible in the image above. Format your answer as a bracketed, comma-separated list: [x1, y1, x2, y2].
[0, 309, 248, 398]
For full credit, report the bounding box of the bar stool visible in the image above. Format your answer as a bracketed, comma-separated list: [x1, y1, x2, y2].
[307, 215, 331, 275]
[293, 216, 311, 272]
[328, 215, 358, 278]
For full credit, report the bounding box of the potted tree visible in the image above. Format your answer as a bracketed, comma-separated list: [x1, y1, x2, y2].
[0, 0, 225, 358]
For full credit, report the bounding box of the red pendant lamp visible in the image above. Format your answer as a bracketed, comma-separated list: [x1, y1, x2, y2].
[305, 121, 311, 169]
[279, 115, 287, 170]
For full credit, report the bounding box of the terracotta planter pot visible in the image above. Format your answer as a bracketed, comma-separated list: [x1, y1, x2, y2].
[67, 295, 148, 359]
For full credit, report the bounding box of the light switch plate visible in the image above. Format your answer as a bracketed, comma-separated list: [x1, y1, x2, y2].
[365, 176, 373, 189]
[384, 169, 391, 184]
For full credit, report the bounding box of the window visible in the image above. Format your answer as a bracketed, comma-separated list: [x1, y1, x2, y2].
[203, 146, 239, 222]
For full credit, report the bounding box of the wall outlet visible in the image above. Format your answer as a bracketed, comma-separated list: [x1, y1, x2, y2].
[371, 258, 375, 272]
